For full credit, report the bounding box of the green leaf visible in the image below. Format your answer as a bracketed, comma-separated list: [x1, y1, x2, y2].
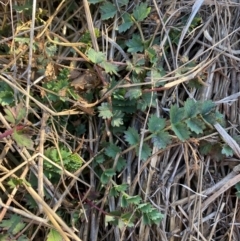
[4, 108, 15, 124]
[202, 113, 216, 125]
[137, 143, 151, 161]
[171, 123, 190, 141]
[115, 183, 128, 192]
[105, 143, 121, 158]
[120, 212, 135, 227]
[45, 43, 57, 57]
[126, 34, 144, 53]
[118, 13, 133, 33]
[138, 203, 153, 213]
[152, 131, 171, 149]
[221, 144, 233, 157]
[147, 209, 164, 224]
[101, 61, 118, 75]
[126, 195, 141, 205]
[145, 47, 157, 64]
[116, 157, 126, 172]
[46, 229, 64, 241]
[185, 117, 205, 134]
[12, 129, 34, 150]
[87, 48, 105, 64]
[0, 214, 25, 235]
[100, 2, 117, 20]
[117, 0, 129, 6]
[148, 115, 166, 133]
[15, 105, 26, 124]
[170, 105, 185, 124]
[137, 92, 157, 111]
[200, 100, 215, 115]
[124, 127, 139, 145]
[184, 99, 199, 118]
[121, 195, 128, 207]
[0, 82, 14, 106]
[88, 0, 104, 3]
[111, 110, 124, 127]
[98, 103, 113, 119]
[100, 168, 115, 184]
[95, 154, 105, 164]
[125, 87, 142, 100]
[199, 141, 212, 155]
[133, 2, 151, 21]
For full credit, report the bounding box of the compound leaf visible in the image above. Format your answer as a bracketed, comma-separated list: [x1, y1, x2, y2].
[111, 110, 124, 127]
[12, 129, 34, 150]
[101, 61, 118, 75]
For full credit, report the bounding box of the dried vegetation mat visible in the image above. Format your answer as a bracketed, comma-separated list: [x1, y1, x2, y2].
[1, 0, 240, 240]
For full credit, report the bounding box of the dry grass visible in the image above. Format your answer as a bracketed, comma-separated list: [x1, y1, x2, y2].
[0, 0, 240, 240]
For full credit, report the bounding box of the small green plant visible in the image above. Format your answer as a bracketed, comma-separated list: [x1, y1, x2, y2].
[0, 214, 29, 241]
[44, 146, 83, 182]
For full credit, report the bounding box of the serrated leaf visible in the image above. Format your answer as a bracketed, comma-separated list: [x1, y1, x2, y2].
[100, 2, 117, 20]
[46, 44, 57, 57]
[101, 61, 118, 75]
[118, 13, 133, 33]
[137, 92, 157, 111]
[143, 213, 151, 225]
[0, 214, 25, 235]
[199, 141, 212, 155]
[184, 99, 199, 118]
[126, 195, 141, 205]
[221, 144, 233, 157]
[95, 154, 105, 164]
[121, 195, 128, 207]
[148, 209, 164, 224]
[87, 48, 105, 64]
[148, 115, 166, 133]
[152, 131, 171, 149]
[111, 110, 124, 127]
[4, 108, 15, 123]
[46, 229, 64, 241]
[171, 123, 190, 141]
[145, 47, 157, 64]
[202, 113, 216, 125]
[115, 183, 128, 192]
[15, 105, 26, 124]
[126, 34, 144, 53]
[98, 103, 113, 119]
[100, 169, 115, 184]
[105, 143, 121, 158]
[170, 105, 185, 124]
[12, 129, 34, 150]
[125, 87, 142, 100]
[200, 100, 215, 115]
[0, 87, 14, 106]
[124, 127, 139, 145]
[116, 157, 126, 172]
[138, 203, 153, 213]
[185, 117, 205, 134]
[137, 143, 151, 161]
[133, 2, 151, 21]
